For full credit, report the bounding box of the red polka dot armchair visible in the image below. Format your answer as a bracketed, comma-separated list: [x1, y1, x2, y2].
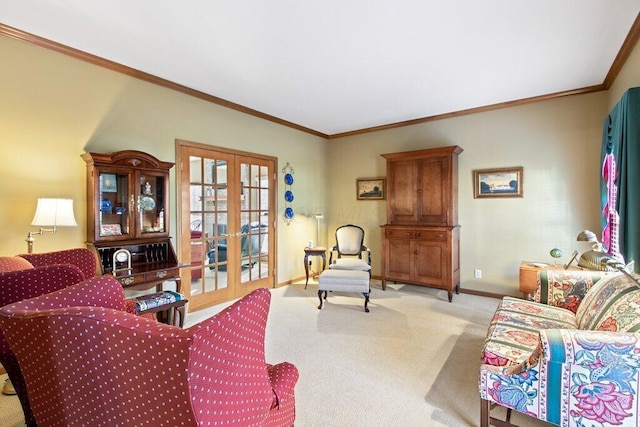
[0, 249, 94, 427]
[0, 277, 299, 426]
[0, 248, 151, 426]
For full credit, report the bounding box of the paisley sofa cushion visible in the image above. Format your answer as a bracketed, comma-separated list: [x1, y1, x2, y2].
[481, 297, 577, 366]
[534, 270, 603, 313]
[575, 273, 640, 332]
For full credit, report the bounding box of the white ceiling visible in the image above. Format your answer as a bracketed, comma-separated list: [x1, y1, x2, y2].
[2, 1, 639, 136]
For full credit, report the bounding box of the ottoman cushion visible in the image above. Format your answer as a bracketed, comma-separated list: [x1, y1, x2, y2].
[319, 270, 369, 292]
[329, 258, 372, 271]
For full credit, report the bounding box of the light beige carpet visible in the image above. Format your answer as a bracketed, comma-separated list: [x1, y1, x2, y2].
[0, 281, 553, 426]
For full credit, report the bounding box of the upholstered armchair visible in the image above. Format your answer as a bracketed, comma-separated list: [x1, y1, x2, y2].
[0, 277, 299, 426]
[328, 224, 372, 273]
[0, 255, 87, 427]
[0, 248, 150, 426]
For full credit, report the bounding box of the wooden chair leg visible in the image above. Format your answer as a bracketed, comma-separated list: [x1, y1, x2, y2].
[363, 292, 370, 312]
[481, 398, 490, 427]
[481, 398, 519, 427]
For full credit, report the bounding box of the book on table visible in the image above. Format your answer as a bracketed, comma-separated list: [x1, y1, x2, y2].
[134, 290, 184, 311]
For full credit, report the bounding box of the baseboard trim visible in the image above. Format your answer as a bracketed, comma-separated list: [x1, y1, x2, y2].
[276, 276, 511, 301]
[459, 287, 505, 300]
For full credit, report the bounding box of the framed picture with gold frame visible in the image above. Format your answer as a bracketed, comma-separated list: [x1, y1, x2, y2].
[356, 177, 385, 200]
[473, 167, 523, 198]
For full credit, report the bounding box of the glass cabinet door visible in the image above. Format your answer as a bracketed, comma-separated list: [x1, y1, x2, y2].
[98, 171, 131, 238]
[137, 171, 167, 236]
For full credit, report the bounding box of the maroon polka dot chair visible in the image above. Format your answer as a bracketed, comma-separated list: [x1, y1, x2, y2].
[0, 277, 299, 427]
[0, 255, 87, 427]
[0, 248, 150, 426]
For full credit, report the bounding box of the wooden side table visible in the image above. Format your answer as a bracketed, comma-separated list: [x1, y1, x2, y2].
[304, 247, 326, 288]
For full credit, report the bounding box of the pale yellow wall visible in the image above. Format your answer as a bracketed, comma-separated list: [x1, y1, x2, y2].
[328, 93, 607, 296]
[0, 35, 327, 284]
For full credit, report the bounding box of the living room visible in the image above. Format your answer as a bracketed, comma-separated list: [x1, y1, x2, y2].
[2, 4, 640, 427]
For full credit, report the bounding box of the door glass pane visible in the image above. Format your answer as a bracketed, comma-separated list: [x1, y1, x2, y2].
[240, 161, 269, 284]
[189, 155, 230, 296]
[99, 172, 130, 237]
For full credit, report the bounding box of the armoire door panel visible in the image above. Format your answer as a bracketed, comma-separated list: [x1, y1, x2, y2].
[386, 239, 412, 280]
[418, 156, 449, 224]
[389, 160, 418, 223]
[414, 241, 446, 286]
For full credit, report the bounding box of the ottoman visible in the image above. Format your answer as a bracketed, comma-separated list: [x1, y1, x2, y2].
[318, 269, 370, 312]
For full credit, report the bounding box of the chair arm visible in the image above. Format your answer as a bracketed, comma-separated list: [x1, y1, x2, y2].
[1, 276, 126, 313]
[329, 245, 338, 264]
[267, 362, 299, 409]
[540, 328, 640, 365]
[363, 246, 371, 265]
[0, 264, 85, 306]
[18, 248, 98, 279]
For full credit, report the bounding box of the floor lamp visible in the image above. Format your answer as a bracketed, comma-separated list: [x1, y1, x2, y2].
[26, 198, 78, 253]
[314, 213, 324, 247]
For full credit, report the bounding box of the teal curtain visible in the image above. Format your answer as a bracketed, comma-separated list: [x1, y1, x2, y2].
[601, 87, 640, 269]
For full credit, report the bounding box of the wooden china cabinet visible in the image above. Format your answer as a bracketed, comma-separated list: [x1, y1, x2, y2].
[380, 146, 463, 302]
[82, 150, 187, 293]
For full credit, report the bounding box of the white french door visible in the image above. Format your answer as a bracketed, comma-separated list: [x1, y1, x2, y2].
[177, 140, 276, 311]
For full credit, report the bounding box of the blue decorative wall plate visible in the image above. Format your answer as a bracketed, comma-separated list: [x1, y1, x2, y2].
[284, 207, 294, 219]
[284, 190, 294, 202]
[284, 173, 294, 185]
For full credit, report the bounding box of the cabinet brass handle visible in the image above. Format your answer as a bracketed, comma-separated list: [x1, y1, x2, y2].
[156, 271, 168, 278]
[438, 233, 444, 238]
[416, 232, 422, 237]
[121, 277, 134, 285]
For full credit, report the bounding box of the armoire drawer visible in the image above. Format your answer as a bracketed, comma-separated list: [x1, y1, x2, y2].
[414, 230, 447, 241]
[384, 228, 414, 239]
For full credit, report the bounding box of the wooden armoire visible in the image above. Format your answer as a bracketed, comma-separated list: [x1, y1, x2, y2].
[380, 146, 463, 302]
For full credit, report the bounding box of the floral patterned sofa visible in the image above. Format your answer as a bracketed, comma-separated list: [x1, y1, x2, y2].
[479, 270, 640, 427]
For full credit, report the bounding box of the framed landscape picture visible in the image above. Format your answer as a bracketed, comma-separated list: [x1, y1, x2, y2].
[473, 167, 523, 198]
[356, 178, 385, 200]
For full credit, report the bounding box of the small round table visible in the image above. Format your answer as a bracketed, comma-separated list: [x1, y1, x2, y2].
[304, 247, 326, 288]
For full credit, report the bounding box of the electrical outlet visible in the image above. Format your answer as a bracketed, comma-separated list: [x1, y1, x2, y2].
[474, 269, 482, 279]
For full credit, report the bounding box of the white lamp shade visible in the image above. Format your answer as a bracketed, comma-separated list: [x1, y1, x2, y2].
[31, 198, 78, 227]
